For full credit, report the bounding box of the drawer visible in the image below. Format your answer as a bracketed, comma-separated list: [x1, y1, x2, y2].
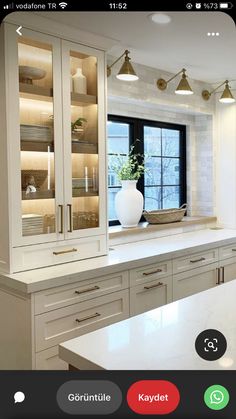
[173, 262, 218, 301]
[130, 275, 172, 317]
[130, 260, 172, 287]
[219, 243, 236, 260]
[173, 248, 218, 274]
[12, 235, 107, 272]
[35, 346, 68, 370]
[34, 271, 129, 314]
[35, 290, 129, 352]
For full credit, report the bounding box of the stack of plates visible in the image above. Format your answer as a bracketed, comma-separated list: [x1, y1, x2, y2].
[22, 214, 44, 236]
[20, 124, 52, 142]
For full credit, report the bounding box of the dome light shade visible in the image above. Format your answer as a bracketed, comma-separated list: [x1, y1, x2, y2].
[219, 81, 235, 103]
[107, 50, 138, 81]
[157, 68, 194, 95]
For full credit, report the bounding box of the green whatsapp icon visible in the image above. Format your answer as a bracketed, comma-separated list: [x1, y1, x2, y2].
[204, 385, 229, 410]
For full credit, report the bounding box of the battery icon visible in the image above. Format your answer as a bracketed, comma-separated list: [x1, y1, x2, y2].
[219, 2, 233, 8]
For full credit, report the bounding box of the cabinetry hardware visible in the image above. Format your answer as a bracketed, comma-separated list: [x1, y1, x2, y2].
[75, 312, 101, 323]
[221, 266, 225, 283]
[67, 204, 73, 233]
[144, 282, 164, 290]
[75, 285, 100, 294]
[232, 249, 236, 252]
[58, 205, 64, 234]
[190, 257, 206, 263]
[53, 248, 77, 255]
[216, 267, 221, 285]
[143, 269, 163, 276]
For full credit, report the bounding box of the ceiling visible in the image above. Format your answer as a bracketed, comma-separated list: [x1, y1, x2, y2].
[40, 11, 235, 83]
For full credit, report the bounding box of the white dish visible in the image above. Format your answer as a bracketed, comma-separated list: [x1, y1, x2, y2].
[19, 66, 46, 84]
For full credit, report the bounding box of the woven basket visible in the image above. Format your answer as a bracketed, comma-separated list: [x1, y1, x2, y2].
[143, 204, 187, 224]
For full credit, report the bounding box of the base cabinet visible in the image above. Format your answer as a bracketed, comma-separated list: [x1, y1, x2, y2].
[173, 263, 219, 301]
[130, 276, 172, 316]
[35, 346, 68, 370]
[220, 256, 236, 283]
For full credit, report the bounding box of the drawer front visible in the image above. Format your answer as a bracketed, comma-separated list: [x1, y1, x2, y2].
[34, 271, 129, 314]
[173, 262, 218, 301]
[35, 346, 68, 370]
[173, 249, 218, 274]
[35, 290, 129, 352]
[130, 275, 172, 317]
[130, 260, 172, 287]
[12, 235, 107, 272]
[219, 243, 236, 260]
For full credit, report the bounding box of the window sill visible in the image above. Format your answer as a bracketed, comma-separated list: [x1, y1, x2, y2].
[109, 216, 217, 246]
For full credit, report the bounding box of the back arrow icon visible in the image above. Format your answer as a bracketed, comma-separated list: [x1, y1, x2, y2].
[16, 26, 22, 36]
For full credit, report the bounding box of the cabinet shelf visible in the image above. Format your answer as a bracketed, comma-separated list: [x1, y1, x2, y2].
[72, 189, 98, 198]
[21, 140, 54, 152]
[71, 92, 97, 106]
[19, 83, 53, 101]
[71, 141, 98, 154]
[22, 190, 55, 200]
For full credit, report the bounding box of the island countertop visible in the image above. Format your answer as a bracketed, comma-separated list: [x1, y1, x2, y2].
[59, 279, 236, 370]
[1, 228, 236, 293]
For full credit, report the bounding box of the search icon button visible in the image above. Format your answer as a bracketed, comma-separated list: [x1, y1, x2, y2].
[195, 329, 227, 361]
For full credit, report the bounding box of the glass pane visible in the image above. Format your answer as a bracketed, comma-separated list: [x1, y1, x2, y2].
[162, 129, 180, 157]
[163, 158, 180, 185]
[144, 126, 161, 155]
[163, 186, 180, 208]
[70, 49, 99, 231]
[144, 186, 162, 210]
[19, 38, 56, 237]
[144, 157, 161, 186]
[109, 187, 121, 221]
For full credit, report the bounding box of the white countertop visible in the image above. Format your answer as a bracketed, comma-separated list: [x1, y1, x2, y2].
[59, 279, 236, 370]
[1, 228, 236, 293]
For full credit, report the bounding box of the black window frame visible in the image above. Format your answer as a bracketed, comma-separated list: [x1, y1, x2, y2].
[108, 114, 186, 226]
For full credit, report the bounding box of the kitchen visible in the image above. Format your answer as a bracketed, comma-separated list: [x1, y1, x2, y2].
[0, 9, 235, 371]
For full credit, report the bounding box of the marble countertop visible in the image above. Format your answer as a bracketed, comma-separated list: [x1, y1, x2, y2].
[1, 228, 236, 293]
[59, 279, 236, 370]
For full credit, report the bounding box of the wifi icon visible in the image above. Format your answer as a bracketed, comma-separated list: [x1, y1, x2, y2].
[59, 2, 68, 9]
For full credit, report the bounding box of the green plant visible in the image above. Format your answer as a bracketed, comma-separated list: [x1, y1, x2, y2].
[111, 140, 148, 181]
[71, 117, 87, 132]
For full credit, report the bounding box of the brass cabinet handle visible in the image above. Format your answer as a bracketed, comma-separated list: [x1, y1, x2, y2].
[58, 204, 64, 234]
[75, 285, 100, 295]
[75, 312, 101, 323]
[67, 203, 73, 233]
[53, 248, 77, 255]
[216, 267, 221, 285]
[221, 266, 225, 283]
[143, 269, 163, 276]
[232, 249, 236, 252]
[144, 281, 164, 290]
[190, 257, 206, 263]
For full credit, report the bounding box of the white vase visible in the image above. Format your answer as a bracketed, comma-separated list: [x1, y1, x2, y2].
[72, 68, 87, 94]
[115, 180, 143, 227]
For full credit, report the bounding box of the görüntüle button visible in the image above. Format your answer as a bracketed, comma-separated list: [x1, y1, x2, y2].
[127, 380, 180, 415]
[57, 380, 122, 415]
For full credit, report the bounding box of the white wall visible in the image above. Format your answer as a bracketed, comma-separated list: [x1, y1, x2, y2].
[107, 58, 215, 216]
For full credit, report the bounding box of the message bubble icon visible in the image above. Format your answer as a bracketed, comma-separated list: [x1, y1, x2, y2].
[210, 390, 224, 404]
[204, 385, 229, 410]
[14, 391, 25, 404]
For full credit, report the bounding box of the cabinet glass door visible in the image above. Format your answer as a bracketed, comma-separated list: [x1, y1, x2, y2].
[18, 36, 63, 241]
[62, 42, 106, 238]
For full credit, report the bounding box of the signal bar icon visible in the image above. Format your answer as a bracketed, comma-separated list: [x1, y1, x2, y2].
[4, 3, 14, 9]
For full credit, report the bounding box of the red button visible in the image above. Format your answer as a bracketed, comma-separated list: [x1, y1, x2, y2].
[127, 380, 180, 415]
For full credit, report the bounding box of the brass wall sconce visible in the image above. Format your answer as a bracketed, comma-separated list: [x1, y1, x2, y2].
[202, 80, 235, 103]
[107, 49, 139, 81]
[157, 68, 194, 95]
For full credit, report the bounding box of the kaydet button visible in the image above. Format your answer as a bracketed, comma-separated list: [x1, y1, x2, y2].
[127, 380, 180, 415]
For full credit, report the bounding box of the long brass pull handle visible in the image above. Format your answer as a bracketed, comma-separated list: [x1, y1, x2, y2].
[75, 312, 100, 323]
[75, 285, 100, 295]
[144, 282, 164, 290]
[190, 257, 206, 263]
[143, 269, 163, 276]
[67, 204, 73, 233]
[53, 248, 77, 256]
[232, 249, 236, 252]
[58, 204, 64, 234]
[216, 267, 220, 285]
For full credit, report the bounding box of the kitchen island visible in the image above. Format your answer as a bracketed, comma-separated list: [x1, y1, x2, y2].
[59, 279, 236, 370]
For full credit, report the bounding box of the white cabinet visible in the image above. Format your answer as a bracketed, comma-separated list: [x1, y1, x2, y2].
[0, 23, 107, 273]
[130, 276, 172, 316]
[173, 262, 219, 301]
[173, 249, 218, 274]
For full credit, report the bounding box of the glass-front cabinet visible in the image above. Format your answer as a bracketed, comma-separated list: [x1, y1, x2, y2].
[1, 24, 107, 272]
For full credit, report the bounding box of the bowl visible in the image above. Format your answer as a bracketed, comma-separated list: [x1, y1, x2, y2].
[19, 66, 46, 84]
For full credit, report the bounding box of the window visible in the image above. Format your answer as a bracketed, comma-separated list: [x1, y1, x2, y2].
[107, 115, 186, 224]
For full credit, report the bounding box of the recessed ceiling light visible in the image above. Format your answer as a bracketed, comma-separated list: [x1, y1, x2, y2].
[149, 13, 171, 24]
